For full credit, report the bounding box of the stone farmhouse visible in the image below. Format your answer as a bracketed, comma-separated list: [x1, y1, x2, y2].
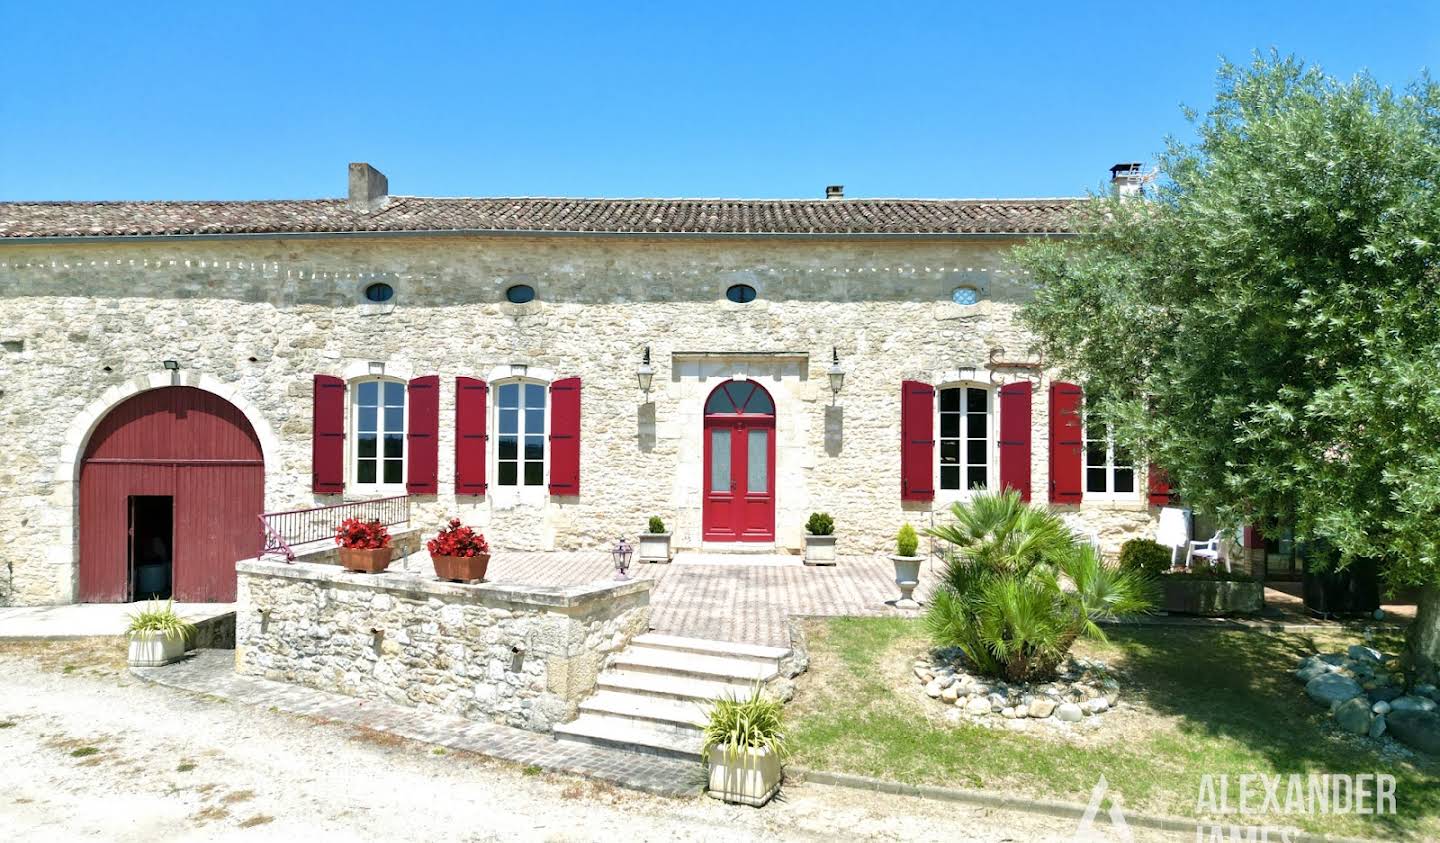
[0, 163, 1172, 607]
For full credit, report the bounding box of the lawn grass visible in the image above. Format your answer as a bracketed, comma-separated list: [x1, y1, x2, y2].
[788, 617, 1438, 840]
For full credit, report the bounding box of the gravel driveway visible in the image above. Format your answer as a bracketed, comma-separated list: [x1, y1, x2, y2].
[0, 640, 1122, 842]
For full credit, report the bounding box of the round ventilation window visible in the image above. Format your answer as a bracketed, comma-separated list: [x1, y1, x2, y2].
[364, 282, 395, 303]
[725, 284, 757, 303]
[951, 285, 980, 305]
[506, 284, 536, 304]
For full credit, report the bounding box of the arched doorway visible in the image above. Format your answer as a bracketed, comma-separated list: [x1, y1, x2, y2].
[702, 380, 776, 542]
[79, 387, 264, 603]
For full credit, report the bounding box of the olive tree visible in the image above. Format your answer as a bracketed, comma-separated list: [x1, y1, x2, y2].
[1012, 54, 1440, 679]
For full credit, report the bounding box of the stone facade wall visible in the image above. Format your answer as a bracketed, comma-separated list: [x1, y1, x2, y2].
[234, 557, 651, 732]
[0, 234, 1160, 605]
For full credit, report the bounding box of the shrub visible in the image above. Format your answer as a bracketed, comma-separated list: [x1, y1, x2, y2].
[647, 516, 666, 534]
[1169, 561, 1253, 582]
[427, 519, 490, 557]
[702, 685, 788, 760]
[924, 491, 1156, 683]
[805, 512, 834, 536]
[125, 599, 196, 642]
[335, 517, 391, 550]
[896, 523, 919, 557]
[1118, 538, 1173, 576]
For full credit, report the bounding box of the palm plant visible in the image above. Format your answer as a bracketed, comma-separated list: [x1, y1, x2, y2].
[924, 490, 1155, 682]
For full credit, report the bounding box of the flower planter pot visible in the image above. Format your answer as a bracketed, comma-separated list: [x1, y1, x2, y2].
[638, 532, 672, 564]
[338, 546, 394, 574]
[890, 554, 924, 609]
[1161, 578, 1263, 616]
[431, 552, 491, 583]
[707, 745, 782, 807]
[127, 630, 187, 667]
[803, 535, 837, 566]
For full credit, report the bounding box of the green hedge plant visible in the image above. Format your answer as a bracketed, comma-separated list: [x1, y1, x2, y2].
[647, 516, 666, 534]
[1118, 538, 1174, 577]
[805, 512, 834, 536]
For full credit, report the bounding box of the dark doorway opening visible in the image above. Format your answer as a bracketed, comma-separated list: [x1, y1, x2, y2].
[130, 496, 173, 601]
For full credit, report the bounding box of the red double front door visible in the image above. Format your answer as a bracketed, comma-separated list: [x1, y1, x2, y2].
[702, 380, 776, 542]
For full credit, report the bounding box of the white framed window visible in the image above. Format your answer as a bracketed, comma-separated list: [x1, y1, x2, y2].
[938, 384, 994, 495]
[352, 378, 406, 491]
[495, 380, 547, 487]
[1084, 421, 1136, 500]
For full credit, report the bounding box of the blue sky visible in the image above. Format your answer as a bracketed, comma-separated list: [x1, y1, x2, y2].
[1, 2, 1435, 201]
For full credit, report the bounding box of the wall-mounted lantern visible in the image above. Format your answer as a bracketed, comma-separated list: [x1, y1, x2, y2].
[636, 346, 655, 399]
[827, 347, 846, 403]
[162, 360, 180, 371]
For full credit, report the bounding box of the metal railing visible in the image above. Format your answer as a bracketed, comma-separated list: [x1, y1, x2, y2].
[259, 495, 411, 562]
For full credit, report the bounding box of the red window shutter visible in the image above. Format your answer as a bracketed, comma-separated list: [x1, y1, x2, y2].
[998, 381, 1033, 501]
[1147, 464, 1173, 506]
[901, 380, 935, 501]
[549, 377, 581, 496]
[312, 374, 346, 494]
[1048, 381, 1083, 504]
[455, 377, 488, 495]
[1243, 525, 1266, 549]
[406, 375, 440, 494]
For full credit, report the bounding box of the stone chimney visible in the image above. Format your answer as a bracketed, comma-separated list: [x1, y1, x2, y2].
[825, 185, 844, 200]
[1109, 163, 1144, 198]
[348, 162, 389, 211]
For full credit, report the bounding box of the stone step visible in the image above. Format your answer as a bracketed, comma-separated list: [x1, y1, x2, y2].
[631, 633, 789, 665]
[553, 713, 704, 761]
[610, 646, 778, 684]
[579, 690, 710, 731]
[596, 670, 760, 704]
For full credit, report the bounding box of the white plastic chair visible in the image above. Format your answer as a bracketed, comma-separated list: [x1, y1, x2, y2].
[1186, 531, 1227, 571]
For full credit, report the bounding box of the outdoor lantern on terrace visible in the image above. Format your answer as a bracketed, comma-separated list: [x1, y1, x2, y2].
[612, 537, 634, 580]
[636, 346, 655, 399]
[827, 347, 845, 402]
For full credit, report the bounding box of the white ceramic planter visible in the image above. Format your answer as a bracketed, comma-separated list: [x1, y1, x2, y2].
[890, 554, 925, 609]
[638, 532, 672, 563]
[707, 745, 782, 806]
[127, 631, 187, 667]
[803, 535, 837, 566]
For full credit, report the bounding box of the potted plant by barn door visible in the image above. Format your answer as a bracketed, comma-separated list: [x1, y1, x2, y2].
[428, 518, 491, 582]
[703, 686, 788, 807]
[335, 517, 394, 574]
[890, 523, 924, 609]
[802, 512, 836, 566]
[638, 516, 672, 564]
[126, 600, 196, 667]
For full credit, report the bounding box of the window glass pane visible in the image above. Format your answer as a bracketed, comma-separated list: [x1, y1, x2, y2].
[967, 388, 988, 411]
[499, 408, 518, 435]
[524, 462, 543, 486]
[524, 435, 544, 461]
[498, 462, 517, 486]
[498, 436, 517, 461]
[705, 389, 735, 414]
[746, 388, 774, 415]
[1086, 442, 1107, 467]
[525, 408, 544, 435]
[358, 406, 377, 432]
[968, 467, 987, 490]
[710, 429, 731, 492]
[384, 381, 405, 406]
[525, 383, 545, 409]
[384, 407, 404, 433]
[939, 440, 960, 465]
[498, 383, 519, 408]
[1086, 467, 1108, 492]
[1114, 468, 1135, 493]
[357, 434, 376, 459]
[939, 388, 959, 412]
[940, 413, 960, 439]
[1113, 445, 1133, 469]
[725, 382, 754, 410]
[383, 459, 403, 484]
[940, 466, 960, 490]
[358, 459, 376, 484]
[967, 411, 986, 438]
[967, 440, 987, 466]
[357, 380, 378, 405]
[383, 434, 403, 458]
[747, 429, 768, 492]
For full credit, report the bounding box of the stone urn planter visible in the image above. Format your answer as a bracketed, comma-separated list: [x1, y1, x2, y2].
[431, 553, 490, 583]
[638, 532, 672, 564]
[338, 546, 394, 574]
[127, 630, 187, 667]
[803, 535, 837, 566]
[707, 746, 782, 807]
[1160, 577, 1263, 616]
[890, 555, 924, 609]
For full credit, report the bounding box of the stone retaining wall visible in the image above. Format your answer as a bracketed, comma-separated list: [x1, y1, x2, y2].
[234, 557, 650, 732]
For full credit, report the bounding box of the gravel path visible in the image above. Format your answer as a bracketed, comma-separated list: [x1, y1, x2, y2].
[0, 641, 1125, 842]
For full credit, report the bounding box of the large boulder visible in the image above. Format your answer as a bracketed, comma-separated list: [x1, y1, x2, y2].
[1333, 697, 1373, 735]
[1296, 662, 1331, 683]
[1347, 645, 1382, 664]
[1055, 703, 1084, 722]
[1390, 695, 1438, 713]
[1306, 673, 1364, 706]
[1368, 686, 1404, 704]
[1386, 710, 1440, 755]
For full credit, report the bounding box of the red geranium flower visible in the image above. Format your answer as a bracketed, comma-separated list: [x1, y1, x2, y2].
[427, 518, 490, 557]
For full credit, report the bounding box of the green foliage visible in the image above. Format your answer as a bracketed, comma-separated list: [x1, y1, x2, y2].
[1118, 539, 1174, 577]
[125, 599, 196, 642]
[896, 523, 919, 557]
[647, 516, 666, 534]
[702, 685, 788, 760]
[1012, 53, 1440, 597]
[805, 512, 835, 536]
[924, 491, 1155, 681]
